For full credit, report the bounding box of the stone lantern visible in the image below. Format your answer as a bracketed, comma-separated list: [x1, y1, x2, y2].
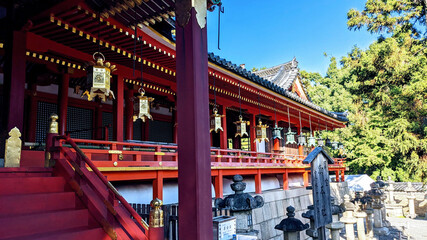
[215, 175, 264, 235]
[275, 205, 309, 240]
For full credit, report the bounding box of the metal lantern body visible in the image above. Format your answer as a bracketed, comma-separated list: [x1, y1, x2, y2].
[331, 141, 339, 149]
[297, 134, 306, 146]
[307, 135, 316, 147]
[325, 138, 331, 147]
[272, 124, 283, 140]
[317, 138, 325, 147]
[254, 119, 269, 143]
[210, 108, 224, 133]
[84, 53, 116, 101]
[133, 90, 154, 122]
[285, 128, 296, 144]
[234, 116, 250, 137]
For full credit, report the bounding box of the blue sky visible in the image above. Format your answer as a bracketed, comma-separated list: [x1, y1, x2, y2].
[207, 0, 380, 76]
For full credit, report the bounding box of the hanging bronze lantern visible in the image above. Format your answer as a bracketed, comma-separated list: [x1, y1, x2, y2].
[210, 108, 224, 133]
[317, 137, 325, 147]
[83, 52, 116, 101]
[307, 135, 316, 147]
[272, 124, 283, 140]
[234, 115, 250, 137]
[285, 127, 296, 144]
[254, 119, 269, 143]
[297, 133, 306, 146]
[133, 88, 154, 122]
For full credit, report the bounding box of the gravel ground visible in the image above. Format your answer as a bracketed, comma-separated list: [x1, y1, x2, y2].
[385, 217, 427, 240]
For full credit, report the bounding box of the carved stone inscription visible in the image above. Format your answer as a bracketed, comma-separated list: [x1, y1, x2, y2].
[311, 154, 332, 228]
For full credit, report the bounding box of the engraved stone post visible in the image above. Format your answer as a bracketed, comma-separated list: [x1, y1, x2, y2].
[275, 206, 309, 240]
[364, 196, 374, 240]
[340, 195, 356, 240]
[326, 196, 344, 240]
[354, 211, 367, 240]
[405, 182, 417, 219]
[387, 177, 395, 204]
[4, 127, 22, 167]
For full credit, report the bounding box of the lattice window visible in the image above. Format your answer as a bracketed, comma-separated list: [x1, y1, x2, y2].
[149, 120, 173, 143]
[66, 106, 93, 139]
[36, 102, 57, 143]
[102, 112, 113, 141]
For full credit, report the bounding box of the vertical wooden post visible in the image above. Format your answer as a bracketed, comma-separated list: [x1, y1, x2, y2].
[2, 30, 27, 158]
[27, 83, 38, 142]
[58, 72, 69, 135]
[173, 102, 178, 144]
[153, 171, 164, 200]
[125, 88, 134, 140]
[220, 105, 228, 149]
[297, 126, 304, 157]
[303, 171, 309, 187]
[283, 170, 289, 190]
[113, 75, 124, 142]
[251, 113, 257, 152]
[273, 138, 280, 152]
[341, 170, 345, 182]
[95, 101, 103, 140]
[255, 170, 262, 194]
[214, 170, 223, 199]
[335, 171, 339, 182]
[176, 2, 213, 239]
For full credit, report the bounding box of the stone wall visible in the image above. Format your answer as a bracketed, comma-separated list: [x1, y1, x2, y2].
[385, 188, 427, 217]
[250, 182, 349, 240]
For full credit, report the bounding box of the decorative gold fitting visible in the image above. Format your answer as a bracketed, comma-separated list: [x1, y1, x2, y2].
[48, 114, 59, 134]
[149, 198, 164, 228]
[5, 127, 22, 167]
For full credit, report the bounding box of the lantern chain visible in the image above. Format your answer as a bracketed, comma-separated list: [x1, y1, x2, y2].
[213, 72, 217, 109]
[257, 91, 261, 120]
[274, 99, 277, 125]
[299, 112, 302, 134]
[309, 115, 312, 137]
[217, 3, 224, 50]
[287, 106, 291, 131]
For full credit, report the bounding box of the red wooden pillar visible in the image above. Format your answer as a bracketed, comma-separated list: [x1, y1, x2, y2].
[220, 105, 228, 149]
[214, 170, 223, 199]
[153, 171, 163, 200]
[335, 170, 339, 182]
[273, 139, 280, 152]
[4, 31, 27, 135]
[27, 83, 38, 142]
[282, 170, 289, 190]
[176, 2, 213, 239]
[251, 114, 257, 152]
[341, 170, 345, 182]
[255, 170, 262, 194]
[303, 171, 309, 187]
[113, 75, 124, 142]
[125, 88, 134, 140]
[173, 104, 178, 144]
[95, 101, 103, 140]
[58, 72, 69, 135]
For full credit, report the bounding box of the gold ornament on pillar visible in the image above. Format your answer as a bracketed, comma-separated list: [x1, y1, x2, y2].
[234, 115, 249, 137]
[133, 88, 154, 122]
[210, 108, 224, 133]
[254, 118, 269, 143]
[83, 52, 116, 101]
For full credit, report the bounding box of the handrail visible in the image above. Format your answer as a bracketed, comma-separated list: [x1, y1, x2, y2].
[56, 135, 149, 233]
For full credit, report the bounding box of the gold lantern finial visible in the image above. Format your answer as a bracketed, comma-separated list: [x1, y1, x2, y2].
[254, 118, 269, 143]
[133, 88, 154, 122]
[210, 107, 224, 133]
[234, 115, 250, 137]
[83, 52, 116, 102]
[149, 198, 164, 228]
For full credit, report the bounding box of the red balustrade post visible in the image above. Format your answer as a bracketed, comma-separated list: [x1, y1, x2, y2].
[176, 2, 213, 239]
[113, 75, 124, 143]
[255, 170, 262, 194]
[335, 170, 339, 182]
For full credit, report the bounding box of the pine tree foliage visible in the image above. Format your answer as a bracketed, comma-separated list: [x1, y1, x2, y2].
[303, 1, 427, 181]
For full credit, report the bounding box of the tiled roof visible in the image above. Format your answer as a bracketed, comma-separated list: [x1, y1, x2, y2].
[392, 182, 427, 192]
[207, 53, 348, 122]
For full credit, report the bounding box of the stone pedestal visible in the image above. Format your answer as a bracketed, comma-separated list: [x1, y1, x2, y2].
[340, 216, 356, 240]
[373, 207, 383, 228]
[232, 211, 255, 234]
[326, 222, 344, 240]
[407, 196, 416, 219]
[355, 211, 367, 240]
[365, 208, 374, 240]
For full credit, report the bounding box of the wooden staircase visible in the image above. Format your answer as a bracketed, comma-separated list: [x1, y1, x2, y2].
[0, 168, 110, 240]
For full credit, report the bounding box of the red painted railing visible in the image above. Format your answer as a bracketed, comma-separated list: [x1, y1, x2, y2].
[58, 138, 345, 169]
[50, 135, 149, 240]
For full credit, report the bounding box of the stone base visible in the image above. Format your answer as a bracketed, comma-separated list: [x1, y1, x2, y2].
[234, 231, 258, 240]
[385, 204, 403, 217]
[374, 227, 390, 236]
